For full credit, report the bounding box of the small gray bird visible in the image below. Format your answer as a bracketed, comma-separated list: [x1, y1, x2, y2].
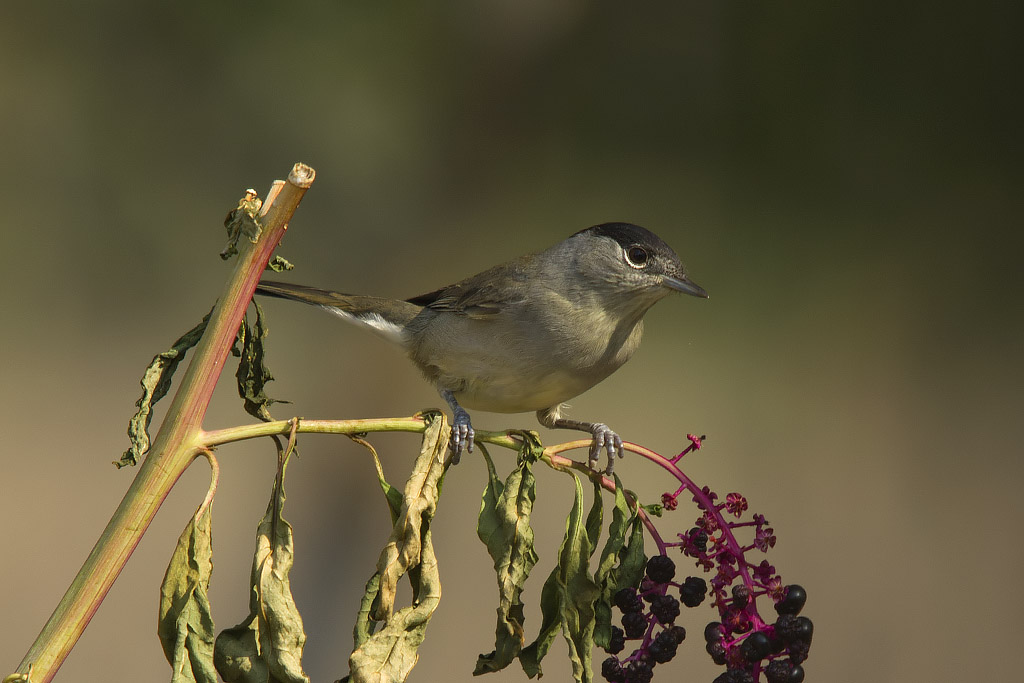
[256, 222, 707, 472]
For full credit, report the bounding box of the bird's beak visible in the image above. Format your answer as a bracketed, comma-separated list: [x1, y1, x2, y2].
[662, 275, 709, 298]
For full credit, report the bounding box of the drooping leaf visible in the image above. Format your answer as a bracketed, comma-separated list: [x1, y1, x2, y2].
[266, 255, 294, 272]
[221, 190, 264, 260]
[348, 522, 442, 683]
[615, 502, 647, 596]
[214, 459, 308, 683]
[352, 573, 383, 651]
[119, 309, 212, 468]
[235, 300, 288, 422]
[520, 473, 600, 683]
[593, 475, 631, 649]
[373, 412, 447, 620]
[353, 433, 428, 601]
[357, 436, 403, 525]
[346, 412, 448, 683]
[473, 445, 539, 674]
[158, 504, 217, 683]
[585, 480, 604, 556]
[519, 559, 561, 679]
[559, 475, 600, 683]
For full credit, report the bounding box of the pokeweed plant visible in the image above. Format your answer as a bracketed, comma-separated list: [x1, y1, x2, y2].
[4, 164, 811, 683]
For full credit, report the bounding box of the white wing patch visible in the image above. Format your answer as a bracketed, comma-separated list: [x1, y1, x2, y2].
[320, 305, 410, 347]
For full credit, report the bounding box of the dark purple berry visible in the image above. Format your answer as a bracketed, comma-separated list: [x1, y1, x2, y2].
[740, 631, 771, 662]
[789, 640, 810, 665]
[668, 625, 686, 643]
[775, 585, 807, 616]
[632, 649, 653, 667]
[650, 594, 681, 625]
[764, 659, 793, 683]
[605, 626, 625, 655]
[773, 614, 799, 644]
[731, 584, 751, 609]
[679, 576, 707, 607]
[704, 621, 725, 643]
[789, 664, 805, 682]
[794, 616, 813, 645]
[625, 660, 654, 683]
[650, 630, 679, 663]
[639, 578, 658, 602]
[647, 643, 671, 664]
[705, 639, 728, 665]
[601, 656, 625, 683]
[621, 611, 647, 639]
[714, 670, 755, 683]
[645, 554, 676, 584]
[614, 588, 643, 614]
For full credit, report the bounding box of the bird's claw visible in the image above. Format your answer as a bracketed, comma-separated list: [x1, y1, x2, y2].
[587, 423, 623, 474]
[449, 408, 475, 464]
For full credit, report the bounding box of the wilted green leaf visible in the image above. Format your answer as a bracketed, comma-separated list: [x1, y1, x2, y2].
[353, 573, 384, 651]
[615, 506, 647, 596]
[356, 432, 431, 602]
[221, 190, 264, 260]
[585, 480, 604, 554]
[266, 255, 294, 272]
[214, 462, 308, 683]
[346, 412, 448, 683]
[560, 476, 600, 683]
[348, 523, 442, 683]
[356, 436, 403, 525]
[519, 559, 560, 679]
[641, 503, 664, 517]
[158, 504, 217, 683]
[520, 473, 600, 683]
[593, 475, 631, 649]
[372, 412, 447, 620]
[119, 309, 212, 468]
[473, 445, 539, 674]
[235, 300, 288, 422]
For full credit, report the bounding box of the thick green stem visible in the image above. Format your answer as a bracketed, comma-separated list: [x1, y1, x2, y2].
[13, 164, 315, 683]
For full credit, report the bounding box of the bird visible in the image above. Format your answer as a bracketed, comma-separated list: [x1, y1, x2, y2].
[255, 222, 707, 472]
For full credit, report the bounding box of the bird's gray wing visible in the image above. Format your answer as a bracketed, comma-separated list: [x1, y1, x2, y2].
[405, 256, 532, 319]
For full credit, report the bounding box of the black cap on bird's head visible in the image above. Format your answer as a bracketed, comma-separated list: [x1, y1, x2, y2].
[573, 222, 709, 299]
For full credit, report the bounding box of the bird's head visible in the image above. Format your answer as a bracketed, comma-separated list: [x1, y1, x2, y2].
[568, 223, 708, 311]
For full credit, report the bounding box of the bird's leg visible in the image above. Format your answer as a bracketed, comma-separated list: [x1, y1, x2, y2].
[537, 406, 624, 474]
[441, 389, 474, 463]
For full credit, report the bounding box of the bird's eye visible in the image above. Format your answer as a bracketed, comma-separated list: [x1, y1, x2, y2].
[625, 245, 649, 268]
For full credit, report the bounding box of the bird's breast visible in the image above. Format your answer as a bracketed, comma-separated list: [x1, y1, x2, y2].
[408, 302, 644, 413]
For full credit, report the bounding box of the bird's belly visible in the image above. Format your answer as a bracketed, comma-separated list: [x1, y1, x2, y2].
[453, 366, 596, 414]
[410, 307, 641, 414]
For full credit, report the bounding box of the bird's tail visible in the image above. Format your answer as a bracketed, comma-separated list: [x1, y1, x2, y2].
[256, 280, 420, 347]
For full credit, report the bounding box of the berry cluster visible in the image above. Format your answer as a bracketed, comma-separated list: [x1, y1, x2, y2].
[599, 434, 816, 681]
[666, 476, 813, 681]
[702, 583, 811, 682]
[601, 554, 705, 682]
[595, 433, 812, 681]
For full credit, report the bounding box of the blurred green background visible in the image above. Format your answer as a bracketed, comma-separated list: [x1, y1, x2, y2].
[2, 2, 1021, 682]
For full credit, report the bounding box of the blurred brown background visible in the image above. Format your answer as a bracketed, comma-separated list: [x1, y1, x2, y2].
[2, 3, 1021, 682]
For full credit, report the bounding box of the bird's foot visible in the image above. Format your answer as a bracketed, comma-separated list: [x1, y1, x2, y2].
[586, 423, 624, 474]
[448, 407, 475, 464]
